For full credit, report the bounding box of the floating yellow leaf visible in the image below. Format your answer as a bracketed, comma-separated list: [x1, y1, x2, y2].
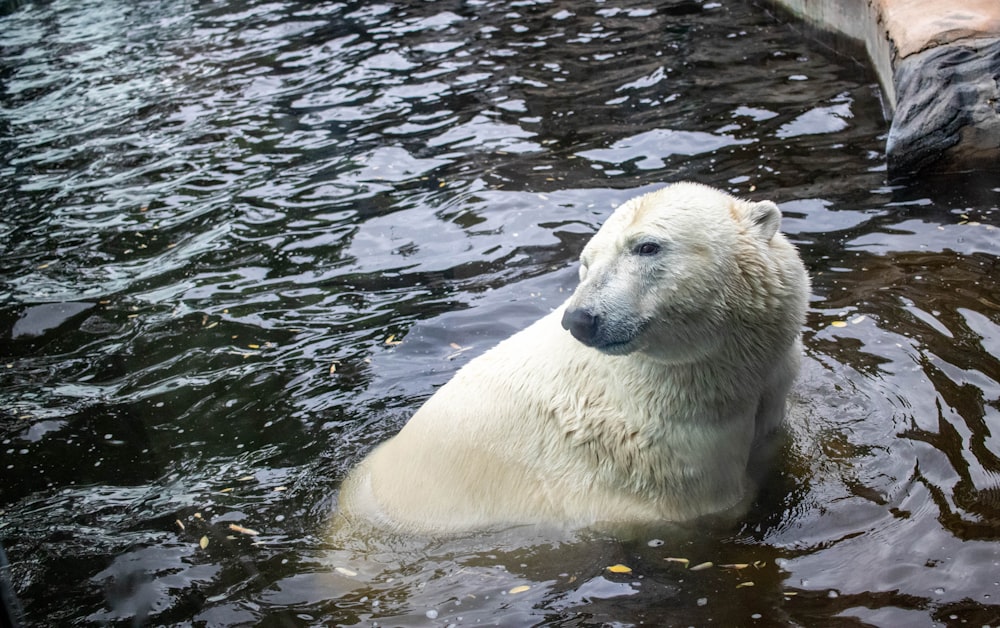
[830, 321, 847, 328]
[385, 334, 402, 346]
[509, 585, 531, 594]
[199, 536, 209, 549]
[690, 562, 713, 571]
[720, 563, 750, 570]
[449, 342, 462, 350]
[175, 519, 185, 531]
[736, 581, 755, 588]
[665, 557, 689, 567]
[273, 486, 287, 492]
[247, 344, 260, 349]
[228, 524, 259, 536]
[607, 564, 632, 574]
[219, 487, 234, 493]
[237, 476, 255, 482]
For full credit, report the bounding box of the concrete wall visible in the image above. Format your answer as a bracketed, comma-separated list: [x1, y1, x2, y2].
[765, 0, 1000, 178]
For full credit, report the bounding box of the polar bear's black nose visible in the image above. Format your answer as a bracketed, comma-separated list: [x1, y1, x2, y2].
[561, 308, 599, 345]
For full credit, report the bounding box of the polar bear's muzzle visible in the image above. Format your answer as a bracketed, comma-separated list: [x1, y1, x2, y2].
[561, 306, 645, 354]
[561, 307, 599, 345]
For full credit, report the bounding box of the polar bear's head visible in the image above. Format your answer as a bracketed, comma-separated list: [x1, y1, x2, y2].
[561, 182, 804, 364]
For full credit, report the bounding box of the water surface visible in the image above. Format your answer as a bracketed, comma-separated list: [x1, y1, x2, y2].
[2, 0, 1000, 625]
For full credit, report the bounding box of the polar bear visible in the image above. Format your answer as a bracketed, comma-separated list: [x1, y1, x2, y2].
[336, 182, 809, 535]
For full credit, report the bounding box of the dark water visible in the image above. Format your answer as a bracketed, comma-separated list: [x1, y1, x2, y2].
[2, 0, 1000, 625]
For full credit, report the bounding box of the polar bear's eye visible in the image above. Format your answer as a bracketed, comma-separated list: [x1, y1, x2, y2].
[634, 242, 661, 256]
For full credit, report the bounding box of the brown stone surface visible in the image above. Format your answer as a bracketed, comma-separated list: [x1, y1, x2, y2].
[880, 0, 1000, 57]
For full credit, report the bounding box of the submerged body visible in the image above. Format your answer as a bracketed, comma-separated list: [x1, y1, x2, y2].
[338, 182, 810, 535]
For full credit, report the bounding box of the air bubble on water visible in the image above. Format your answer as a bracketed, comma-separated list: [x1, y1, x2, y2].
[425, 609, 438, 619]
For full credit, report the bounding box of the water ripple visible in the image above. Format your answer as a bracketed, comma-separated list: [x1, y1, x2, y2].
[3, 0, 1000, 625]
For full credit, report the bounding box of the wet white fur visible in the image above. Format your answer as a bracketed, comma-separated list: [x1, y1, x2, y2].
[337, 182, 810, 534]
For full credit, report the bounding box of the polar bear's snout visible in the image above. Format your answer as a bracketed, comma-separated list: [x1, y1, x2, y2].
[561, 305, 647, 354]
[561, 307, 599, 345]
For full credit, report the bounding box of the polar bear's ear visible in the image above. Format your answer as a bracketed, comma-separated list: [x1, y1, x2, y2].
[746, 200, 781, 242]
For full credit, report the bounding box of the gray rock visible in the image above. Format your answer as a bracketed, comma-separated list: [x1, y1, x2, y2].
[888, 38, 1000, 177]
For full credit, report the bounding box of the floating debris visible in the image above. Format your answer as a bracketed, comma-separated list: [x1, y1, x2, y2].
[508, 585, 531, 594]
[736, 581, 755, 588]
[830, 321, 847, 328]
[445, 341, 473, 360]
[199, 536, 209, 549]
[607, 564, 632, 574]
[175, 519, 185, 531]
[228, 524, 259, 536]
[335, 566, 357, 577]
[665, 557, 690, 567]
[690, 562, 714, 571]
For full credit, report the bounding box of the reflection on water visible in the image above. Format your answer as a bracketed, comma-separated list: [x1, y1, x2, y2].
[2, 0, 1000, 625]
